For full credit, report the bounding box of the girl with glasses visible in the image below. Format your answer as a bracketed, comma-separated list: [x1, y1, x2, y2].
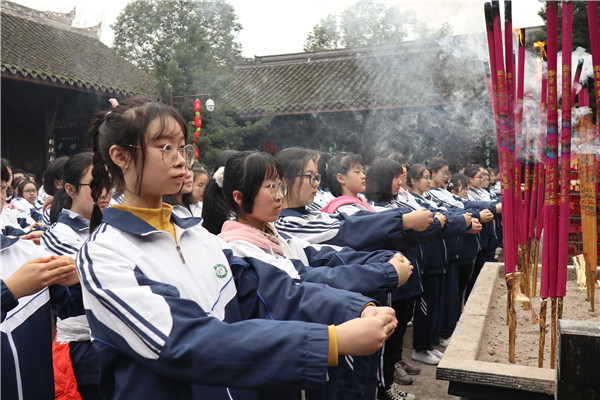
[81, 98, 397, 400]
[41, 152, 112, 399]
[163, 165, 203, 218]
[203, 150, 414, 400]
[463, 164, 502, 301]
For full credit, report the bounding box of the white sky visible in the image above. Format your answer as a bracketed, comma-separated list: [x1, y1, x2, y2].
[11, 0, 545, 57]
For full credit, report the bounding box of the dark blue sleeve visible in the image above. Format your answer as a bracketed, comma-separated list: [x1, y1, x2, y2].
[325, 209, 405, 251]
[227, 252, 372, 325]
[1, 279, 18, 322]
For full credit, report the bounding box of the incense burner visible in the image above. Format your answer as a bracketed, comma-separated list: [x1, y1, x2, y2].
[436, 262, 554, 400]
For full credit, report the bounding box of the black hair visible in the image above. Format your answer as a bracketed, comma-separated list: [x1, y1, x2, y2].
[407, 163, 428, 188]
[448, 173, 468, 194]
[365, 158, 403, 203]
[428, 157, 449, 173]
[187, 164, 210, 204]
[386, 152, 406, 165]
[1, 159, 9, 182]
[464, 164, 483, 179]
[275, 147, 318, 197]
[43, 156, 69, 196]
[202, 151, 282, 235]
[49, 152, 94, 223]
[86, 96, 187, 232]
[16, 179, 38, 198]
[326, 153, 364, 197]
[25, 172, 37, 183]
[213, 150, 238, 171]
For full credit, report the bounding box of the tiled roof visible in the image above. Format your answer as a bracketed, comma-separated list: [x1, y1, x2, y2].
[1, 7, 158, 97]
[222, 39, 488, 118]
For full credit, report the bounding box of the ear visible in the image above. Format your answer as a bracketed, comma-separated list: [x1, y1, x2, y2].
[53, 178, 63, 190]
[64, 183, 77, 199]
[232, 190, 243, 209]
[336, 173, 345, 185]
[109, 144, 132, 171]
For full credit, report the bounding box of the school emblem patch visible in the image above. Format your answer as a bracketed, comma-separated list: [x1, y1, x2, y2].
[214, 264, 228, 278]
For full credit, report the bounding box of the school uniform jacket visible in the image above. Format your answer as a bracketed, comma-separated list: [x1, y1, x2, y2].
[275, 207, 407, 252]
[220, 224, 399, 303]
[1, 236, 56, 400]
[41, 209, 99, 387]
[78, 207, 373, 400]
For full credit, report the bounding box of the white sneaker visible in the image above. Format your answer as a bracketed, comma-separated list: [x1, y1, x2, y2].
[439, 337, 450, 347]
[430, 349, 444, 359]
[411, 349, 440, 365]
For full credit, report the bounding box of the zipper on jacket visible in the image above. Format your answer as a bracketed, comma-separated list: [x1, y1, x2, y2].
[176, 244, 186, 263]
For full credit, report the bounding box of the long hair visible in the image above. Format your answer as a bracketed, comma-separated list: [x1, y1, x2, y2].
[43, 156, 69, 196]
[365, 158, 403, 203]
[202, 151, 281, 235]
[85, 97, 187, 232]
[407, 163, 427, 189]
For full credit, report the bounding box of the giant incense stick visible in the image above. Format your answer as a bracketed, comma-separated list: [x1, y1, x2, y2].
[541, 1, 559, 369]
[585, 0, 599, 312]
[558, 2, 573, 304]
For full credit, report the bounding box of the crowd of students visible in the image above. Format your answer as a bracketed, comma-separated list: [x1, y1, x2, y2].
[1, 96, 501, 400]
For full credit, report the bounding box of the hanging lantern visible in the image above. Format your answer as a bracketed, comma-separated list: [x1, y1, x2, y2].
[194, 99, 202, 112]
[194, 115, 202, 128]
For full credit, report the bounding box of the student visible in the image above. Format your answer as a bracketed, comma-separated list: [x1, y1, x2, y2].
[404, 163, 470, 365]
[163, 166, 201, 218]
[1, 160, 79, 400]
[39, 156, 69, 225]
[464, 164, 501, 300]
[41, 152, 113, 399]
[188, 164, 209, 215]
[275, 147, 433, 252]
[16, 179, 39, 206]
[365, 158, 426, 394]
[306, 152, 334, 212]
[424, 158, 482, 347]
[80, 97, 398, 400]
[203, 150, 413, 400]
[320, 153, 373, 214]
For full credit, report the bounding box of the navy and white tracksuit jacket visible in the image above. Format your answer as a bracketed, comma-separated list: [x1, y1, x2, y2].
[1, 236, 60, 400]
[77, 207, 374, 400]
[41, 209, 99, 388]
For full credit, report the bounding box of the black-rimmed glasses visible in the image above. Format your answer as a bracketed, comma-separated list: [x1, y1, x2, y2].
[122, 144, 195, 167]
[297, 173, 321, 186]
[265, 181, 288, 199]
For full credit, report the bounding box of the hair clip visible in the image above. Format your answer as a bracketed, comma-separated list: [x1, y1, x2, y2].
[108, 98, 119, 108]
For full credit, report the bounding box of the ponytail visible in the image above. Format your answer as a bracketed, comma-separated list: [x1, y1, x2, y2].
[201, 177, 230, 235]
[49, 189, 72, 223]
[86, 111, 113, 233]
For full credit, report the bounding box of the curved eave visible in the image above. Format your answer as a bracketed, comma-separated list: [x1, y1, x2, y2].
[1, 64, 157, 97]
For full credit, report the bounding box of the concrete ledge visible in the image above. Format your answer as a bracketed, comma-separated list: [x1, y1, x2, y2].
[436, 262, 555, 396]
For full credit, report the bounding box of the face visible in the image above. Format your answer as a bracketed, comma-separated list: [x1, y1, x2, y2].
[340, 163, 365, 196]
[480, 170, 490, 189]
[391, 173, 402, 196]
[120, 116, 187, 208]
[469, 168, 485, 189]
[287, 159, 319, 207]
[69, 166, 113, 220]
[452, 184, 468, 199]
[191, 173, 209, 203]
[181, 167, 193, 195]
[412, 170, 431, 194]
[20, 181, 38, 204]
[237, 175, 285, 230]
[432, 165, 450, 188]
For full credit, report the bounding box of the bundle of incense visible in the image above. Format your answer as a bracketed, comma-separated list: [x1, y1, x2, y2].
[540, 1, 559, 369]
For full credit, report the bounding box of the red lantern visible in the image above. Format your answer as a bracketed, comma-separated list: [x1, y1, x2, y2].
[193, 131, 200, 138]
[194, 99, 201, 112]
[192, 136, 198, 144]
[194, 115, 202, 128]
[195, 146, 200, 160]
